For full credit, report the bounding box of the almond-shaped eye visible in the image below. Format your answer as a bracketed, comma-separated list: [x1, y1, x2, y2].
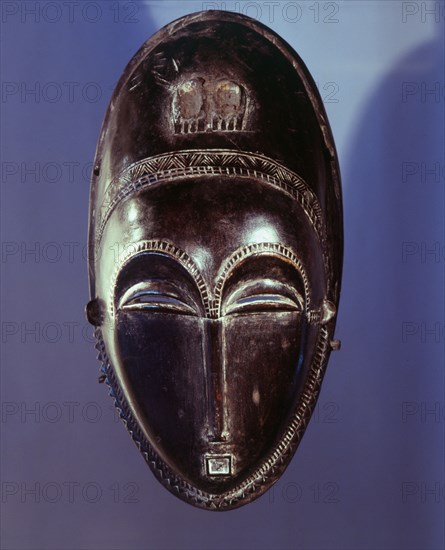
[225, 293, 302, 315]
[119, 291, 198, 316]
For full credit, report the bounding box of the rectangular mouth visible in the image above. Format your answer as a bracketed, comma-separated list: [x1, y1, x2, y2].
[205, 455, 232, 476]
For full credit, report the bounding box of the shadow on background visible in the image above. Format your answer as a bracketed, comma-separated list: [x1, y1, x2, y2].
[339, 21, 444, 549]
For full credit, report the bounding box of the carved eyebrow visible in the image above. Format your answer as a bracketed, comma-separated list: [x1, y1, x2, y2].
[222, 278, 304, 315]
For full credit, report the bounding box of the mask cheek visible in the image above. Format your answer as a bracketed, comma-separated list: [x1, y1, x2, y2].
[114, 312, 208, 481]
[222, 311, 305, 476]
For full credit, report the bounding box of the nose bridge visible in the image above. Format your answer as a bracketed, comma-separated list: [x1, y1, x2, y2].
[203, 317, 227, 442]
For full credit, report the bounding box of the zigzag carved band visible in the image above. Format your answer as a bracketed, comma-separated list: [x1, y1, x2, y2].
[95, 149, 327, 256]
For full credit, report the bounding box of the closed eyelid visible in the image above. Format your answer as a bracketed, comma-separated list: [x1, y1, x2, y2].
[117, 282, 199, 315]
[119, 284, 181, 307]
[223, 275, 305, 315]
[224, 293, 302, 315]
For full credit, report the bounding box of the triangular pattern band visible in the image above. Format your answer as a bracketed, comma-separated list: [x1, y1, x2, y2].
[95, 149, 327, 260]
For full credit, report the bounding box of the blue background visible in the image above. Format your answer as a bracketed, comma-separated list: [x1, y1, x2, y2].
[1, 1, 444, 548]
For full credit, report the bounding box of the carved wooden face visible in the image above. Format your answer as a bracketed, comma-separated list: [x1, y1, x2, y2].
[87, 11, 342, 509]
[95, 175, 327, 495]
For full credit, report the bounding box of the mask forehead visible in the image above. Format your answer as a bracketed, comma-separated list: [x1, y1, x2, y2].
[97, 177, 327, 311]
[87, 10, 343, 510]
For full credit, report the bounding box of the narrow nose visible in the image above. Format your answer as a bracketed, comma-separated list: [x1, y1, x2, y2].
[203, 317, 227, 442]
